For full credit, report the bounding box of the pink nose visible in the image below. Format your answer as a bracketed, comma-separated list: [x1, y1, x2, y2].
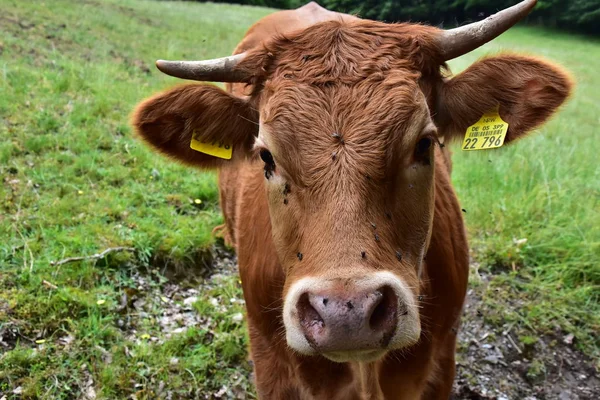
[296, 286, 399, 352]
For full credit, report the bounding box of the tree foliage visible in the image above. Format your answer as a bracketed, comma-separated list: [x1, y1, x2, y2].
[193, 0, 600, 34]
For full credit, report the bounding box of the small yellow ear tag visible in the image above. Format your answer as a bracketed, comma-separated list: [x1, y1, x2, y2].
[462, 106, 508, 151]
[190, 131, 233, 160]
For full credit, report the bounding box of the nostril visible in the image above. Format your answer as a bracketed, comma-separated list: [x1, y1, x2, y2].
[298, 293, 324, 331]
[369, 286, 398, 335]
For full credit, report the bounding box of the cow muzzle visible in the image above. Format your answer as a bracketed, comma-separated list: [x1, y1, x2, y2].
[283, 271, 421, 363]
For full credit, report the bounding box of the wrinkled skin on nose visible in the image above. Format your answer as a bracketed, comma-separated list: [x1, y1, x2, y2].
[297, 285, 399, 353]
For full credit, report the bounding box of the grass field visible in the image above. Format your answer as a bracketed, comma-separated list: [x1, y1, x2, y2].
[0, 0, 598, 398]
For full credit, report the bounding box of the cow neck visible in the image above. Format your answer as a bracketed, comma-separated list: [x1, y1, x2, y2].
[356, 361, 384, 400]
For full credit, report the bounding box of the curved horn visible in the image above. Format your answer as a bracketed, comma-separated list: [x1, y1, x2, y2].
[155, 52, 249, 82]
[438, 0, 537, 61]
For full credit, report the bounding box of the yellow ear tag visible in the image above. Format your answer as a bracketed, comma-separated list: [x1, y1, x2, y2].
[190, 131, 232, 160]
[462, 106, 508, 151]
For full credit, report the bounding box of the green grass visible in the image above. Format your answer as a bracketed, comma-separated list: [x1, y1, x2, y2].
[0, 0, 270, 398]
[0, 0, 598, 398]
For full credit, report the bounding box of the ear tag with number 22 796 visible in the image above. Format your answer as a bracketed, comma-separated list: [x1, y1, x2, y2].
[462, 106, 508, 151]
[190, 130, 232, 160]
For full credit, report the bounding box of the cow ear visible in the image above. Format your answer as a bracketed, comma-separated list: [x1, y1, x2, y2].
[436, 55, 573, 144]
[131, 84, 258, 168]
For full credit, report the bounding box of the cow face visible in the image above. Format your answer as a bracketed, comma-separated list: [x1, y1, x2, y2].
[256, 75, 435, 361]
[132, 20, 571, 362]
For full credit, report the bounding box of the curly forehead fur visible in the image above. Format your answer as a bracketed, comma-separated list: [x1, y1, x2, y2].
[237, 20, 441, 191]
[260, 79, 430, 192]
[238, 19, 444, 88]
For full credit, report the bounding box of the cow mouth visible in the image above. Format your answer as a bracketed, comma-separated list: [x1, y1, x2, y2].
[321, 349, 387, 363]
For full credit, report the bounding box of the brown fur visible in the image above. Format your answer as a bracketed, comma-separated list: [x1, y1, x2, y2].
[131, 2, 572, 399]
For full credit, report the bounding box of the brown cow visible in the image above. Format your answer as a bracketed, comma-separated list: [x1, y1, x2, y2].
[132, 1, 572, 398]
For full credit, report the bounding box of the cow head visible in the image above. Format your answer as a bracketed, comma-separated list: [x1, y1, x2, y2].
[132, 0, 571, 362]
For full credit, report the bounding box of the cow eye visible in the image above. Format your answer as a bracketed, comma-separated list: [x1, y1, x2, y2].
[415, 137, 432, 154]
[413, 136, 434, 165]
[259, 149, 274, 165]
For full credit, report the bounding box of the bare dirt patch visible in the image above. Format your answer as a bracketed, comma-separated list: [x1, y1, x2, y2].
[192, 254, 600, 399]
[453, 273, 599, 400]
[135, 252, 599, 399]
[115, 247, 253, 399]
[8, 247, 592, 399]
[152, 252, 599, 399]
